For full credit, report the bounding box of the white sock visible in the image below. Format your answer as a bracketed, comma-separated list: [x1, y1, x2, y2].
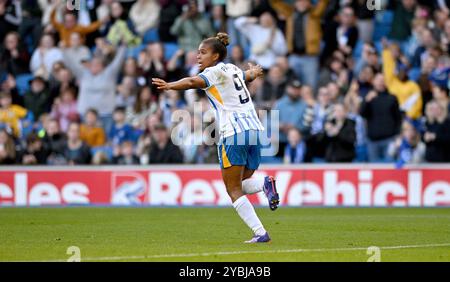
[232, 196, 266, 236]
[242, 178, 264, 195]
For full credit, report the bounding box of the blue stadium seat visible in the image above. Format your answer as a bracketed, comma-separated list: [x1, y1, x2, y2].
[373, 10, 394, 42]
[352, 40, 364, 59]
[91, 146, 114, 161]
[15, 73, 34, 95]
[142, 28, 159, 44]
[126, 44, 146, 59]
[163, 43, 179, 61]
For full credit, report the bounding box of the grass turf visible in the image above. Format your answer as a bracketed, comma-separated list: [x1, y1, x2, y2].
[0, 207, 449, 262]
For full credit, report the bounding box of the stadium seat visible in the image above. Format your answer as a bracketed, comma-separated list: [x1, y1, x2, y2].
[91, 146, 114, 161]
[142, 28, 159, 44]
[163, 43, 179, 61]
[15, 73, 34, 96]
[373, 10, 394, 42]
[352, 40, 364, 59]
[126, 44, 146, 59]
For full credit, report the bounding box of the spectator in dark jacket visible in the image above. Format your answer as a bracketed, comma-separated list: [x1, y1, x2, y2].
[322, 6, 359, 64]
[42, 118, 67, 156]
[112, 140, 140, 165]
[360, 73, 402, 162]
[0, 32, 30, 76]
[149, 123, 183, 164]
[60, 122, 92, 165]
[23, 76, 51, 120]
[423, 100, 450, 162]
[19, 132, 49, 164]
[323, 103, 356, 162]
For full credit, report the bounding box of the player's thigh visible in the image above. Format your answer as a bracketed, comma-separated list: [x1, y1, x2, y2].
[221, 165, 245, 202]
[242, 168, 256, 180]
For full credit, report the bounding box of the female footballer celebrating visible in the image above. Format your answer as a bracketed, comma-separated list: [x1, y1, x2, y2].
[152, 33, 279, 243]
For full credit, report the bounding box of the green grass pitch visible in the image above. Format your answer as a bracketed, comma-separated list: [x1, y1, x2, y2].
[0, 207, 449, 262]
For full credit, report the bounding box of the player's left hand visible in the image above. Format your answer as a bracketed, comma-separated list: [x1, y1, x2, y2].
[152, 78, 170, 90]
[248, 63, 263, 78]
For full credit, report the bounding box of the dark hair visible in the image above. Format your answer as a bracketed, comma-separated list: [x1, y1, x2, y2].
[202, 33, 230, 62]
[86, 108, 99, 117]
[114, 106, 126, 113]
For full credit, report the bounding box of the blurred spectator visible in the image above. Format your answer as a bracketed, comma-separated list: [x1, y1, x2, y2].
[283, 127, 306, 164]
[211, 4, 227, 33]
[50, 0, 105, 47]
[80, 108, 106, 147]
[0, 127, 16, 164]
[226, 0, 252, 50]
[273, 80, 306, 155]
[0, 0, 22, 44]
[432, 83, 450, 113]
[310, 86, 334, 135]
[116, 75, 138, 108]
[344, 80, 368, 162]
[259, 64, 287, 108]
[109, 106, 136, 145]
[30, 33, 63, 80]
[41, 117, 66, 155]
[176, 114, 202, 163]
[382, 41, 423, 119]
[50, 86, 79, 132]
[129, 0, 161, 36]
[20, 0, 43, 49]
[360, 73, 402, 162]
[126, 86, 158, 129]
[354, 42, 380, 75]
[92, 150, 110, 165]
[62, 32, 92, 65]
[417, 56, 437, 109]
[304, 86, 334, 161]
[63, 44, 126, 134]
[353, 0, 375, 43]
[49, 66, 77, 103]
[60, 122, 92, 165]
[157, 0, 186, 43]
[323, 103, 356, 162]
[170, 0, 215, 52]
[0, 31, 30, 76]
[271, 0, 328, 89]
[322, 6, 359, 63]
[24, 76, 51, 120]
[423, 100, 450, 162]
[389, 0, 417, 42]
[19, 133, 49, 164]
[299, 85, 315, 132]
[235, 12, 287, 69]
[112, 140, 140, 164]
[388, 119, 425, 167]
[0, 91, 27, 137]
[105, 1, 142, 47]
[0, 0, 448, 166]
[148, 123, 183, 163]
[229, 45, 246, 70]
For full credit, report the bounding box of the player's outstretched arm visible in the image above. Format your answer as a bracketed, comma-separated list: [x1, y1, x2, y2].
[152, 76, 206, 91]
[244, 63, 264, 83]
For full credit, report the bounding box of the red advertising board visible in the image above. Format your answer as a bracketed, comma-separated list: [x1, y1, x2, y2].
[0, 165, 449, 207]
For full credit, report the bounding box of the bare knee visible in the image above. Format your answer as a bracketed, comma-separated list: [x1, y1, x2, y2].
[227, 187, 244, 203]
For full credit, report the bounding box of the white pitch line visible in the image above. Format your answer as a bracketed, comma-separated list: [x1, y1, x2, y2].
[35, 243, 450, 262]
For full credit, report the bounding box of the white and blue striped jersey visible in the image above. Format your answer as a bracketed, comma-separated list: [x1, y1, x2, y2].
[198, 62, 265, 139]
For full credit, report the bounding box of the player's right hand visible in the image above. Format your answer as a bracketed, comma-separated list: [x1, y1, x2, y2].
[152, 78, 169, 90]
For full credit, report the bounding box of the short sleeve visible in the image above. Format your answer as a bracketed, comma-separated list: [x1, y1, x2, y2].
[198, 65, 221, 90]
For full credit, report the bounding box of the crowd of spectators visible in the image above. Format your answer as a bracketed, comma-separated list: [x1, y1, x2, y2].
[1, 0, 450, 166]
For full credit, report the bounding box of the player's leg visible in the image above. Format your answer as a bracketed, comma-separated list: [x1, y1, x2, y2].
[221, 165, 269, 242]
[244, 131, 280, 210]
[242, 168, 264, 195]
